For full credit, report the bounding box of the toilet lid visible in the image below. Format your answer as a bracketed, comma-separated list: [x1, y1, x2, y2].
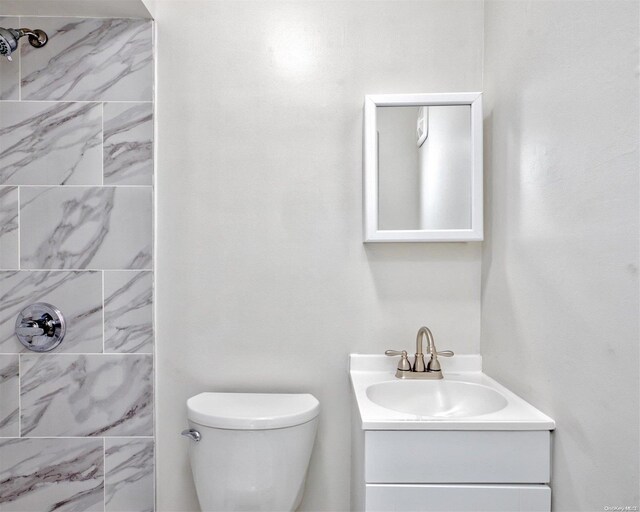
[187, 392, 320, 430]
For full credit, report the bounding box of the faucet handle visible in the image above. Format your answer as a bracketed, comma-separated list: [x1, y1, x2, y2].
[385, 350, 411, 371]
[426, 349, 455, 372]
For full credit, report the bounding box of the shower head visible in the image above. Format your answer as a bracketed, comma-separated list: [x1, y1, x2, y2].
[0, 27, 48, 61]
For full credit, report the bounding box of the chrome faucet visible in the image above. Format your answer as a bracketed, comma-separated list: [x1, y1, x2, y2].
[385, 326, 454, 379]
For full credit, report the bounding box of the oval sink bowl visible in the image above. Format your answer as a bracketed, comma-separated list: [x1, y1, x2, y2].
[366, 380, 509, 418]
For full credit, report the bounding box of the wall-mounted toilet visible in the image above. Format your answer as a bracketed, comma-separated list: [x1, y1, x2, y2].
[183, 392, 320, 511]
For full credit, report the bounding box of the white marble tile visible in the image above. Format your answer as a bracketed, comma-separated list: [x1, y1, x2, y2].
[104, 271, 153, 353]
[105, 438, 154, 512]
[20, 187, 153, 270]
[0, 102, 102, 185]
[0, 187, 18, 268]
[21, 17, 153, 101]
[104, 103, 153, 185]
[0, 354, 18, 437]
[0, 437, 104, 511]
[20, 354, 153, 437]
[0, 18, 19, 100]
[0, 271, 102, 354]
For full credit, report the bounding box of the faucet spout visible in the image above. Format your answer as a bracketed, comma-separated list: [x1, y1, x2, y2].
[414, 326, 433, 372]
[417, 325, 450, 371]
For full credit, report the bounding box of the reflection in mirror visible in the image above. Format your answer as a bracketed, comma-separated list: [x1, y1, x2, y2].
[377, 105, 471, 231]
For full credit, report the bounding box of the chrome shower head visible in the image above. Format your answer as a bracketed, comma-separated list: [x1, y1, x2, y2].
[0, 27, 48, 61]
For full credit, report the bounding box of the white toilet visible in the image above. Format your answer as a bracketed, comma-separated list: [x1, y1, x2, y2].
[183, 392, 320, 512]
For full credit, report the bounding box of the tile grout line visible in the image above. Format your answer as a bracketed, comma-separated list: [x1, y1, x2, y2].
[0, 100, 153, 104]
[101, 102, 105, 187]
[9, 353, 153, 357]
[102, 270, 105, 354]
[0, 436, 155, 439]
[4, 268, 153, 273]
[151, 20, 157, 509]
[103, 437, 106, 511]
[17, 186, 20, 269]
[15, 185, 153, 188]
[17, 16, 21, 102]
[17, 354, 21, 437]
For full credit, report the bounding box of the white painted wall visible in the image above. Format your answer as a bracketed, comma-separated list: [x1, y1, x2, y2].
[150, 1, 483, 510]
[482, 1, 639, 509]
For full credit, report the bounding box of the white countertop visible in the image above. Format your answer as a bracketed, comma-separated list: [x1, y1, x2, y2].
[350, 354, 555, 431]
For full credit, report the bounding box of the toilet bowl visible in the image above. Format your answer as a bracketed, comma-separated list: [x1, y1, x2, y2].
[183, 392, 320, 512]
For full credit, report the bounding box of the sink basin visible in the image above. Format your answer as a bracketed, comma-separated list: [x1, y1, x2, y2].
[350, 354, 556, 430]
[366, 380, 508, 418]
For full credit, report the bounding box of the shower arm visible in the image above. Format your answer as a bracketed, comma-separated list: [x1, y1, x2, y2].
[17, 28, 48, 48]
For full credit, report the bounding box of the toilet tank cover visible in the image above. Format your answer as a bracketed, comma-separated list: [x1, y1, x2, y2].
[186, 392, 320, 430]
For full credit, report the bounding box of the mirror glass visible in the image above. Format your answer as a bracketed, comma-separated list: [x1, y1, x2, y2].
[377, 105, 472, 231]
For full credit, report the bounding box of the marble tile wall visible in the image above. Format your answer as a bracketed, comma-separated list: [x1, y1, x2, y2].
[0, 15, 154, 512]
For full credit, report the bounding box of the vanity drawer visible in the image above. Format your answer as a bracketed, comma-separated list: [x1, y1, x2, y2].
[365, 430, 550, 484]
[365, 484, 551, 512]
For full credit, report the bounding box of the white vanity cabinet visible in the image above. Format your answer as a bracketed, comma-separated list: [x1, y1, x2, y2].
[351, 427, 552, 511]
[349, 354, 555, 512]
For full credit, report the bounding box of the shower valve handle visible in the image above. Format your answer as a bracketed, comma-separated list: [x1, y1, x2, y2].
[16, 321, 45, 337]
[14, 303, 66, 352]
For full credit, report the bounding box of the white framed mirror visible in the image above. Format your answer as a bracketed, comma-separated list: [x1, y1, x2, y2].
[363, 92, 483, 242]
